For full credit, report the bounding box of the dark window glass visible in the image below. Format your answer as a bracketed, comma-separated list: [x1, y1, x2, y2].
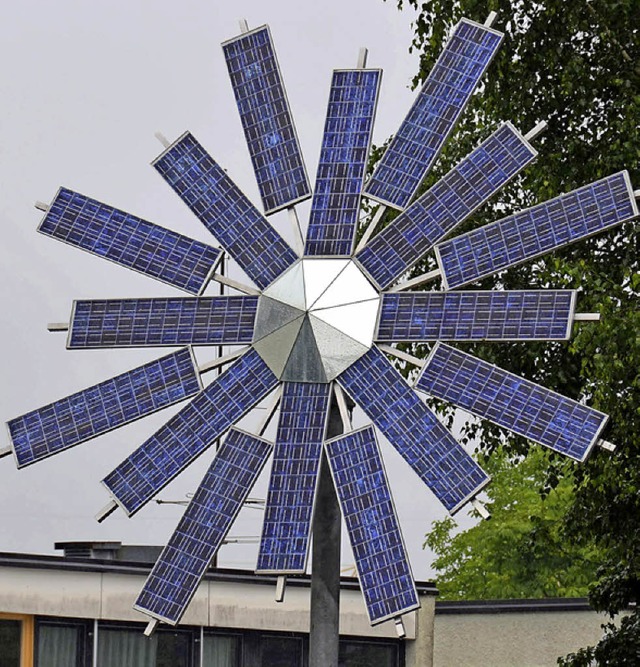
[202, 634, 240, 667]
[156, 631, 190, 667]
[97, 627, 190, 667]
[37, 625, 79, 667]
[0, 620, 21, 667]
[261, 636, 302, 667]
[339, 640, 398, 667]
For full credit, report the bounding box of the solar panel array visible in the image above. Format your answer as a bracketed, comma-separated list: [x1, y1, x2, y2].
[153, 132, 298, 290]
[357, 122, 535, 289]
[416, 343, 608, 461]
[257, 382, 330, 573]
[223, 26, 311, 215]
[363, 19, 503, 210]
[102, 349, 278, 516]
[38, 188, 222, 295]
[68, 296, 258, 348]
[8, 348, 201, 468]
[135, 428, 272, 625]
[304, 69, 381, 257]
[338, 346, 489, 513]
[436, 171, 639, 289]
[325, 425, 419, 624]
[376, 290, 576, 342]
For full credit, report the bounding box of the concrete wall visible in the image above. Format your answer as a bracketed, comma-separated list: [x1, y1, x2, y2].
[0, 563, 419, 641]
[433, 603, 607, 667]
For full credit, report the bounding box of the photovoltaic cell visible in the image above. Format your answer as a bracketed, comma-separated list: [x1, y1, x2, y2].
[325, 426, 419, 624]
[257, 382, 330, 573]
[68, 296, 258, 348]
[38, 188, 222, 295]
[304, 69, 381, 257]
[357, 123, 535, 289]
[223, 26, 311, 215]
[436, 171, 639, 289]
[338, 346, 488, 513]
[363, 18, 503, 210]
[7, 348, 201, 468]
[102, 349, 278, 516]
[153, 132, 298, 290]
[134, 428, 272, 625]
[416, 343, 609, 462]
[376, 290, 576, 342]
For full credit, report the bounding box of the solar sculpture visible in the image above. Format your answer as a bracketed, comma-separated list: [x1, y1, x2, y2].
[4, 13, 639, 637]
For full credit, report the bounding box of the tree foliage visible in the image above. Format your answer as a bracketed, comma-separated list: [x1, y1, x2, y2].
[426, 447, 602, 600]
[383, 0, 640, 662]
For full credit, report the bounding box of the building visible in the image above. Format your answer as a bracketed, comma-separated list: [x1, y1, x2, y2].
[0, 544, 608, 667]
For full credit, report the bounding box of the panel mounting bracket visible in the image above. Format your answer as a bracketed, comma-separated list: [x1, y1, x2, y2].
[275, 575, 287, 602]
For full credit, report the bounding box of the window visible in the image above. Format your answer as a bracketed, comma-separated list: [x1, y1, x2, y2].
[35, 619, 92, 667]
[202, 633, 240, 667]
[261, 635, 303, 667]
[97, 624, 193, 667]
[0, 619, 21, 667]
[339, 640, 399, 667]
[0, 613, 34, 667]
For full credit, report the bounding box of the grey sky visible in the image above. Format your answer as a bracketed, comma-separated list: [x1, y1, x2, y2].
[0, 0, 479, 580]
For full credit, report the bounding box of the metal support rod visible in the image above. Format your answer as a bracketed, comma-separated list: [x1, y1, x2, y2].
[355, 205, 386, 254]
[574, 313, 601, 321]
[154, 131, 171, 149]
[387, 268, 441, 292]
[471, 497, 491, 520]
[484, 10, 498, 27]
[287, 206, 305, 256]
[47, 323, 69, 332]
[212, 273, 260, 296]
[275, 575, 287, 603]
[378, 344, 426, 368]
[357, 47, 368, 69]
[256, 386, 283, 437]
[144, 619, 158, 637]
[523, 120, 547, 142]
[95, 499, 118, 523]
[239, 18, 250, 33]
[309, 397, 347, 667]
[598, 439, 616, 452]
[634, 190, 640, 200]
[198, 346, 249, 375]
[34, 201, 49, 212]
[333, 384, 352, 432]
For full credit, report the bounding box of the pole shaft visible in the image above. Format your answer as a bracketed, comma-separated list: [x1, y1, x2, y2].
[309, 400, 344, 667]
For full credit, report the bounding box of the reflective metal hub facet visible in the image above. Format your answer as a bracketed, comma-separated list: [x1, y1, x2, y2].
[253, 259, 380, 382]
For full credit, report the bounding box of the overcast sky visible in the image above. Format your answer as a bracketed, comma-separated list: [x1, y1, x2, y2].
[0, 0, 481, 581]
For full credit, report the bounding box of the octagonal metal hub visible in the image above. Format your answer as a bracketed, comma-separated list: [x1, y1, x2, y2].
[252, 259, 380, 382]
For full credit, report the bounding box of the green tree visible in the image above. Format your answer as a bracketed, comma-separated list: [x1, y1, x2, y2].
[426, 447, 601, 600]
[381, 0, 639, 662]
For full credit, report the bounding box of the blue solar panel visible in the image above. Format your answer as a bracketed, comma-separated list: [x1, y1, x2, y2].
[68, 296, 258, 348]
[134, 428, 272, 625]
[436, 171, 639, 289]
[7, 348, 201, 468]
[257, 382, 331, 573]
[304, 69, 381, 257]
[102, 348, 278, 516]
[376, 290, 576, 342]
[153, 132, 298, 290]
[338, 346, 488, 513]
[357, 122, 535, 289]
[223, 26, 311, 215]
[363, 19, 503, 210]
[416, 343, 609, 462]
[38, 188, 222, 295]
[325, 425, 419, 624]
